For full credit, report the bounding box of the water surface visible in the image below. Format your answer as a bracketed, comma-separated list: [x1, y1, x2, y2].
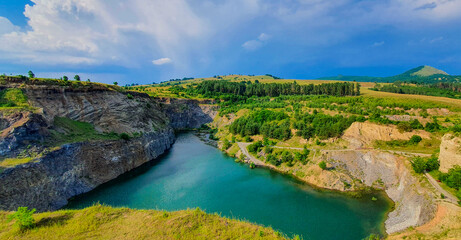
[67, 133, 391, 239]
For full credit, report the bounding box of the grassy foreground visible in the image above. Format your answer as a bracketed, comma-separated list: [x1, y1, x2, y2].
[0, 205, 288, 240]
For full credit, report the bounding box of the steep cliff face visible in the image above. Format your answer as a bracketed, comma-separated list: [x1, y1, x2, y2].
[0, 81, 177, 211]
[327, 150, 436, 234]
[439, 133, 461, 172]
[23, 85, 168, 134]
[158, 98, 218, 129]
[0, 129, 174, 211]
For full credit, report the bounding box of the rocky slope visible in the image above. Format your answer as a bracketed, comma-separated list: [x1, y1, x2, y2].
[0, 130, 174, 211]
[0, 80, 216, 211]
[327, 150, 436, 234]
[343, 122, 431, 148]
[158, 98, 218, 129]
[439, 133, 461, 172]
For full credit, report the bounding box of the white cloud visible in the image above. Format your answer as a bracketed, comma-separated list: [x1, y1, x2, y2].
[0, 17, 19, 35]
[242, 32, 270, 51]
[0, 0, 460, 70]
[258, 33, 271, 41]
[152, 57, 172, 65]
[372, 41, 385, 47]
[0, 0, 209, 66]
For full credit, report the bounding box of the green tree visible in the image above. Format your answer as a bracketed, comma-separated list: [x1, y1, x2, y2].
[113, 82, 118, 86]
[7, 207, 36, 230]
[27, 71, 35, 78]
[63, 76, 68, 81]
[411, 157, 427, 173]
[409, 135, 422, 145]
[319, 161, 327, 170]
[222, 139, 231, 150]
[74, 75, 81, 81]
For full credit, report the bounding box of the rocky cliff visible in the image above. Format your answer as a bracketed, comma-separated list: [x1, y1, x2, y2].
[158, 98, 218, 129]
[0, 129, 174, 211]
[439, 133, 461, 172]
[327, 150, 436, 234]
[0, 81, 180, 211]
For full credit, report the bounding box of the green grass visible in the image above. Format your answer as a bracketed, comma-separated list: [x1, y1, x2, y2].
[0, 157, 34, 169]
[48, 117, 120, 146]
[0, 204, 288, 240]
[0, 88, 31, 110]
[373, 137, 441, 154]
[429, 171, 460, 200]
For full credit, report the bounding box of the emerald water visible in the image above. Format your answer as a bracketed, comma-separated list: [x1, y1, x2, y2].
[67, 133, 391, 239]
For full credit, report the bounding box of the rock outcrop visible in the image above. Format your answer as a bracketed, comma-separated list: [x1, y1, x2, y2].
[0, 129, 174, 211]
[0, 82, 179, 211]
[439, 133, 461, 172]
[158, 98, 218, 129]
[327, 150, 436, 234]
[343, 122, 431, 148]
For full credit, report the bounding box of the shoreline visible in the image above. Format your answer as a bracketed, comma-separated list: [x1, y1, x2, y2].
[193, 130, 395, 236]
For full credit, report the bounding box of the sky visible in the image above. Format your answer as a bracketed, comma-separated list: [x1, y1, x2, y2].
[0, 0, 460, 85]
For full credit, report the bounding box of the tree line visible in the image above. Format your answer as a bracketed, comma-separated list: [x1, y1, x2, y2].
[188, 80, 360, 98]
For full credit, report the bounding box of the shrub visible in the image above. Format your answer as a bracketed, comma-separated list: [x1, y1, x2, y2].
[249, 162, 256, 169]
[74, 75, 80, 81]
[411, 157, 427, 173]
[425, 157, 440, 172]
[222, 139, 232, 150]
[63, 76, 68, 81]
[411, 156, 439, 173]
[7, 207, 36, 230]
[126, 94, 133, 99]
[409, 135, 422, 145]
[281, 151, 293, 163]
[248, 141, 263, 153]
[120, 133, 130, 141]
[319, 161, 327, 170]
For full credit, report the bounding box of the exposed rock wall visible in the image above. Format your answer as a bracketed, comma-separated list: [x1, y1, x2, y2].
[328, 150, 436, 234]
[0, 83, 177, 212]
[439, 133, 461, 172]
[343, 122, 431, 148]
[158, 98, 218, 129]
[0, 129, 174, 211]
[23, 86, 168, 133]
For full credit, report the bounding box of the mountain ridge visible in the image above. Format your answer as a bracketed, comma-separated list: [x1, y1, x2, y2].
[318, 65, 459, 83]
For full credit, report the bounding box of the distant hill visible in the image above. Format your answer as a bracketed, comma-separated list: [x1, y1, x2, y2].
[318, 66, 460, 83]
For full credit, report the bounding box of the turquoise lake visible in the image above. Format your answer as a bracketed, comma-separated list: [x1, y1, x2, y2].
[67, 133, 391, 239]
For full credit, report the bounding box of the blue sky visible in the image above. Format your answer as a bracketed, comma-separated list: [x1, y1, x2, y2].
[0, 0, 460, 85]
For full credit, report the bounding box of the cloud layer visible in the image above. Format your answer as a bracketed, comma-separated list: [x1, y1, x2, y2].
[0, 0, 460, 81]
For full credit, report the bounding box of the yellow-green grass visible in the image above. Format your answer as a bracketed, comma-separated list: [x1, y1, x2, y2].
[373, 137, 442, 154]
[362, 88, 461, 111]
[429, 171, 460, 200]
[0, 157, 34, 170]
[0, 205, 288, 240]
[48, 117, 120, 146]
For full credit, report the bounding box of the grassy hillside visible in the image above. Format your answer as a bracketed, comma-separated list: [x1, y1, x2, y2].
[0, 205, 288, 240]
[318, 66, 460, 83]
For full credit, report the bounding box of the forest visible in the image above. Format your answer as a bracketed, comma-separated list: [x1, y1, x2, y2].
[186, 80, 360, 98]
[371, 82, 461, 99]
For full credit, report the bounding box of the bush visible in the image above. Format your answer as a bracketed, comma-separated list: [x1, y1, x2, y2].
[126, 94, 133, 99]
[409, 135, 422, 145]
[281, 151, 293, 163]
[120, 133, 130, 141]
[222, 139, 232, 150]
[247, 141, 263, 153]
[425, 157, 440, 171]
[411, 157, 428, 173]
[319, 161, 327, 170]
[7, 207, 36, 230]
[411, 156, 440, 173]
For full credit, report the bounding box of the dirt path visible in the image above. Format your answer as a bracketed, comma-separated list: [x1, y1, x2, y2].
[237, 142, 267, 167]
[270, 145, 432, 157]
[424, 172, 459, 204]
